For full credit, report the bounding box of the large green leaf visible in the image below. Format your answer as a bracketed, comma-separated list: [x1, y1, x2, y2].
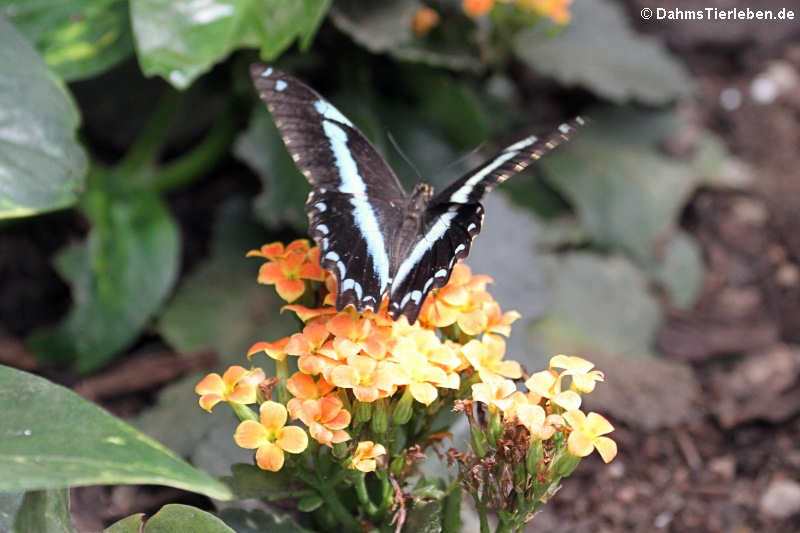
[106, 504, 235, 533]
[0, 16, 87, 219]
[28, 187, 180, 371]
[0, 365, 232, 499]
[530, 253, 661, 359]
[2, 0, 133, 81]
[234, 106, 309, 230]
[12, 490, 76, 533]
[514, 0, 691, 105]
[131, 0, 330, 89]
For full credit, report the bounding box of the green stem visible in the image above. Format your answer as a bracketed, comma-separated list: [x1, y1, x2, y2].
[354, 473, 379, 515]
[473, 490, 490, 533]
[317, 479, 360, 532]
[116, 90, 181, 179]
[146, 106, 238, 193]
[274, 357, 289, 404]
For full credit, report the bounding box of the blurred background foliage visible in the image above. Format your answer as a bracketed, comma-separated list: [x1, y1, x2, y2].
[0, 0, 754, 529]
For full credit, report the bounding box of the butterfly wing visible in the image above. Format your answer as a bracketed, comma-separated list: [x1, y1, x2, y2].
[388, 118, 586, 323]
[251, 64, 407, 313]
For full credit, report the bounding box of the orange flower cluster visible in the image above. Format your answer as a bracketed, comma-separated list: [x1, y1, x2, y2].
[463, 0, 572, 24]
[198, 239, 525, 472]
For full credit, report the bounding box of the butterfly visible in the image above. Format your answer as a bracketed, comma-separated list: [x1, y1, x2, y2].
[250, 64, 584, 324]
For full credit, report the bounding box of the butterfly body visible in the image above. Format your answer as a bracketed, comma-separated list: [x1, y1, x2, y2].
[251, 64, 583, 324]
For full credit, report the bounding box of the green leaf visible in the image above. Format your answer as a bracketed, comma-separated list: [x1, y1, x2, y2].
[514, 0, 691, 105]
[131, 0, 330, 89]
[2, 0, 133, 81]
[0, 16, 87, 219]
[220, 464, 306, 501]
[28, 188, 180, 371]
[12, 489, 76, 533]
[541, 108, 702, 265]
[0, 492, 24, 532]
[297, 494, 323, 512]
[106, 505, 235, 533]
[218, 508, 315, 533]
[0, 365, 232, 499]
[531, 253, 662, 358]
[645, 231, 703, 310]
[234, 106, 309, 229]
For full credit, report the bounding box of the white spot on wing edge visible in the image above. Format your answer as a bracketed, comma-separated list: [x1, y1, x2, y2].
[558, 123, 571, 134]
[276, 80, 287, 91]
[316, 224, 329, 235]
[261, 67, 273, 78]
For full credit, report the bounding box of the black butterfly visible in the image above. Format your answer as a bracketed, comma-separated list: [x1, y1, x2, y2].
[250, 64, 584, 324]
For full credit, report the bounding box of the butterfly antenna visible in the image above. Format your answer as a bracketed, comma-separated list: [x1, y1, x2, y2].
[440, 141, 488, 174]
[387, 131, 423, 181]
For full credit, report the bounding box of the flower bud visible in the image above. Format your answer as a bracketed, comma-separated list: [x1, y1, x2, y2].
[390, 452, 405, 476]
[371, 398, 389, 434]
[332, 441, 349, 459]
[392, 386, 414, 425]
[486, 407, 502, 446]
[353, 400, 372, 423]
[526, 439, 544, 475]
[470, 425, 488, 457]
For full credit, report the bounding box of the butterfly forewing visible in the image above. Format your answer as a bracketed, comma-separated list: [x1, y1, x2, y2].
[251, 64, 407, 312]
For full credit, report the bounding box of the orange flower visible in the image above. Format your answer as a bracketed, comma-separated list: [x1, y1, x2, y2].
[563, 410, 617, 462]
[195, 366, 265, 412]
[326, 312, 389, 360]
[463, 0, 494, 17]
[461, 334, 522, 381]
[483, 301, 521, 337]
[350, 441, 386, 472]
[292, 394, 351, 447]
[330, 354, 399, 402]
[248, 337, 290, 362]
[418, 264, 494, 334]
[472, 377, 517, 411]
[234, 401, 308, 471]
[286, 372, 334, 416]
[247, 240, 325, 303]
[525, 370, 581, 410]
[412, 5, 440, 35]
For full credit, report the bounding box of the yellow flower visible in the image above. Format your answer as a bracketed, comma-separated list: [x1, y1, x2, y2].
[563, 410, 617, 463]
[525, 369, 581, 410]
[549, 354, 604, 393]
[194, 366, 264, 412]
[472, 377, 517, 411]
[391, 336, 458, 405]
[233, 401, 308, 472]
[350, 440, 387, 472]
[514, 403, 563, 440]
[461, 334, 522, 382]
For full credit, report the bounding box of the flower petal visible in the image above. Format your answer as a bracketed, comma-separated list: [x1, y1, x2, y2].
[594, 436, 618, 463]
[277, 425, 309, 453]
[409, 382, 438, 406]
[255, 442, 285, 471]
[234, 420, 269, 449]
[259, 401, 288, 430]
[276, 279, 306, 303]
[194, 373, 225, 396]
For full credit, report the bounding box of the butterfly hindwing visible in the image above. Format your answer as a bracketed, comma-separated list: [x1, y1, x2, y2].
[387, 119, 585, 322]
[251, 64, 407, 312]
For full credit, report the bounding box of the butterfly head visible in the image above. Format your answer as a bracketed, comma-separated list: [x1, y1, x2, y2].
[408, 183, 433, 212]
